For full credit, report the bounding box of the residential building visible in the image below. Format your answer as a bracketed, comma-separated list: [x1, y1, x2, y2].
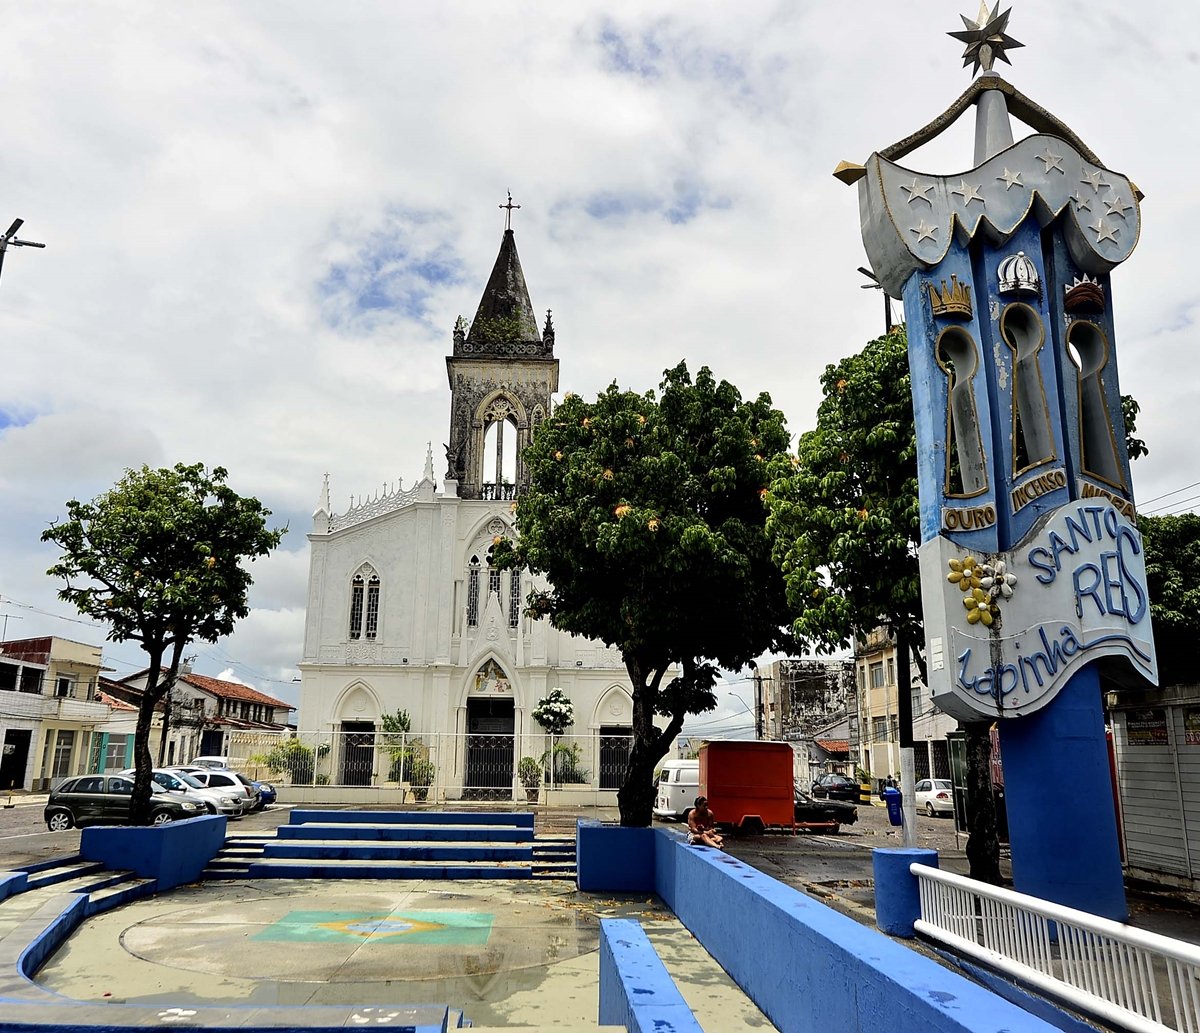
[298, 222, 636, 798]
[852, 627, 955, 788]
[110, 667, 294, 766]
[0, 636, 125, 790]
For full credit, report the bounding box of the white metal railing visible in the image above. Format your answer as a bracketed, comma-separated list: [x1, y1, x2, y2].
[912, 863, 1200, 1033]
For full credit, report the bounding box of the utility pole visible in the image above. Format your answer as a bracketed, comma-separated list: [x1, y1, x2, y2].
[859, 264, 917, 845]
[748, 662, 764, 740]
[0, 219, 45, 289]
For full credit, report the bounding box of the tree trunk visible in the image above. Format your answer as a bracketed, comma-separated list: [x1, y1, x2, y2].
[130, 646, 164, 826]
[157, 686, 173, 766]
[964, 721, 1002, 884]
[617, 656, 679, 826]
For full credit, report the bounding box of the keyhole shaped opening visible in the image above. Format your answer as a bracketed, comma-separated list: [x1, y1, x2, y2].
[936, 326, 988, 496]
[1066, 320, 1123, 488]
[1000, 303, 1055, 475]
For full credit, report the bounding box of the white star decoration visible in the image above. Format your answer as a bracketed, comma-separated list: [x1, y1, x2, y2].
[901, 179, 935, 205]
[911, 220, 939, 244]
[1104, 195, 1132, 220]
[1089, 219, 1120, 244]
[1080, 169, 1110, 193]
[1070, 191, 1092, 212]
[1035, 148, 1065, 174]
[951, 180, 986, 205]
[996, 168, 1023, 190]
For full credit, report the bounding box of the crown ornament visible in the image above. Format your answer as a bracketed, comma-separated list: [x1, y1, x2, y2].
[998, 251, 1041, 297]
[928, 273, 973, 318]
[1064, 273, 1105, 314]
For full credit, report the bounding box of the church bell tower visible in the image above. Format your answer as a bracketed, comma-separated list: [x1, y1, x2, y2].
[444, 197, 558, 500]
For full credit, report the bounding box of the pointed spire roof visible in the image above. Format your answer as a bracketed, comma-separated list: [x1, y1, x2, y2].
[461, 229, 549, 355]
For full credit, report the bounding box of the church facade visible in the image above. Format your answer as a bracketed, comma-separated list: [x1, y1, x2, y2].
[297, 225, 634, 799]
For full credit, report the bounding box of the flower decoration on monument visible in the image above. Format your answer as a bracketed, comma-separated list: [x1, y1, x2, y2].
[948, 555, 1017, 625]
[532, 688, 574, 736]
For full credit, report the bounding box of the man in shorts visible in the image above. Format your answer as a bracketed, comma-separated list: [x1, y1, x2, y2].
[686, 795, 723, 848]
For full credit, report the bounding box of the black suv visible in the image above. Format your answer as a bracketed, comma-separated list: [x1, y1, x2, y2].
[44, 774, 206, 831]
[810, 772, 861, 802]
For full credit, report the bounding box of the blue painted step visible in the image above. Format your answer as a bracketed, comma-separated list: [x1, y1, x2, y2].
[248, 859, 532, 880]
[278, 822, 533, 843]
[289, 809, 534, 828]
[262, 841, 534, 862]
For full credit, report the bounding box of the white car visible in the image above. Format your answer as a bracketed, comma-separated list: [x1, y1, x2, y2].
[120, 768, 244, 818]
[170, 766, 261, 811]
[915, 778, 954, 817]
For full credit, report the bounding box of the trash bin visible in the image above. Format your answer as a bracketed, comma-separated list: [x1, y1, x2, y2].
[883, 786, 903, 826]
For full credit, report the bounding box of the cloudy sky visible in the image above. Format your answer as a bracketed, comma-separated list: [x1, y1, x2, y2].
[1, 2, 1196, 728]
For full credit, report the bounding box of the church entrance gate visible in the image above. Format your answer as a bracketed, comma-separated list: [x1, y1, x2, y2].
[340, 721, 375, 786]
[464, 698, 514, 799]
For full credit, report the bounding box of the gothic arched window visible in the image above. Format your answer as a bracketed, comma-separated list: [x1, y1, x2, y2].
[349, 565, 381, 641]
[467, 556, 481, 628]
[509, 568, 521, 628]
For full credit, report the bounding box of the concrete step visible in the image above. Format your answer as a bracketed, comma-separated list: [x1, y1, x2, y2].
[262, 840, 534, 863]
[24, 861, 107, 890]
[247, 858, 534, 880]
[289, 809, 535, 828]
[278, 822, 534, 842]
[87, 876, 156, 913]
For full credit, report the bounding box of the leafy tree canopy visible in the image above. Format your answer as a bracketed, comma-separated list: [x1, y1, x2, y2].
[765, 327, 923, 660]
[1138, 513, 1200, 686]
[497, 362, 796, 824]
[42, 462, 283, 822]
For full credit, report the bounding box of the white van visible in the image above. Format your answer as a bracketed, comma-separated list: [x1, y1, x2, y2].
[653, 759, 700, 821]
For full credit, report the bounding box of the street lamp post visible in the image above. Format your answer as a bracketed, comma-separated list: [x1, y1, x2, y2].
[0, 219, 45, 289]
[747, 662, 764, 740]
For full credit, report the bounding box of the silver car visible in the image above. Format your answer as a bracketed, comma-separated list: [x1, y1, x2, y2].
[169, 766, 260, 811]
[121, 768, 244, 818]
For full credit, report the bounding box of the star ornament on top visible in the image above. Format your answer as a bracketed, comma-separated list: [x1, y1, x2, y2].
[949, 3, 1024, 76]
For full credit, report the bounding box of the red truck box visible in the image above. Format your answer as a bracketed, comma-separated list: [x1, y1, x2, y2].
[699, 739, 795, 833]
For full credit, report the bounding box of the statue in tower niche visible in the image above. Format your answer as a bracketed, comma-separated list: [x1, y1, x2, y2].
[839, 5, 1155, 920]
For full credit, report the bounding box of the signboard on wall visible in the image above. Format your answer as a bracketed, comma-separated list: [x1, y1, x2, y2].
[1126, 708, 1168, 746]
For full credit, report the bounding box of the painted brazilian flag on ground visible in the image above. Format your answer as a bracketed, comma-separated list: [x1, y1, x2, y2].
[254, 910, 494, 945]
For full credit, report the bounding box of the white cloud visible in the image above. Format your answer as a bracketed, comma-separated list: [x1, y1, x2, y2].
[3, 1, 1195, 701]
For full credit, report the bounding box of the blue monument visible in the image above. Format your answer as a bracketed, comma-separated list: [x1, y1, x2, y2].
[842, 5, 1155, 919]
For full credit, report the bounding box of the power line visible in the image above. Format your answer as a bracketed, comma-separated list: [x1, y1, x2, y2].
[1144, 492, 1200, 516]
[0, 594, 105, 630]
[1139, 479, 1200, 508]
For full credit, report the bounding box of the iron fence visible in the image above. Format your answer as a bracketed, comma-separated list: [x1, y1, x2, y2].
[242, 731, 634, 802]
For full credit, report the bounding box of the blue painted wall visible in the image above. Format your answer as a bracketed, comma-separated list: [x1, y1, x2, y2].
[599, 919, 702, 1033]
[576, 820, 655, 892]
[80, 814, 226, 890]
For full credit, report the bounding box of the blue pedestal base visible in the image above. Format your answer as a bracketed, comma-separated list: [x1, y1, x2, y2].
[873, 847, 938, 937]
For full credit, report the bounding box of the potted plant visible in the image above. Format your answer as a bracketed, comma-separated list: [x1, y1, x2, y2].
[409, 758, 435, 802]
[532, 688, 574, 791]
[518, 756, 542, 803]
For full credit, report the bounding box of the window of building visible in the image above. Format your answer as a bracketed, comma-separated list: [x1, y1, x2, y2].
[488, 564, 501, 600]
[348, 565, 380, 641]
[857, 666, 865, 694]
[20, 667, 42, 693]
[103, 736, 129, 772]
[55, 677, 75, 699]
[0, 662, 15, 692]
[889, 715, 899, 741]
[871, 716, 887, 742]
[509, 569, 521, 628]
[52, 730, 75, 779]
[886, 657, 895, 685]
[869, 662, 885, 690]
[467, 556, 481, 627]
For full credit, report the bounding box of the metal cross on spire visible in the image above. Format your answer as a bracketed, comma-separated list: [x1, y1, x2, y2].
[499, 191, 521, 231]
[948, 3, 1024, 76]
[0, 218, 45, 289]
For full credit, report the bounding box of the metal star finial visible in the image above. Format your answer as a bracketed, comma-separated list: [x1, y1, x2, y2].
[948, 3, 1024, 76]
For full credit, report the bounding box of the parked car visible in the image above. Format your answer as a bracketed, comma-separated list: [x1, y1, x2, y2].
[44, 774, 205, 830]
[189, 755, 230, 770]
[120, 768, 244, 818]
[915, 778, 954, 817]
[794, 785, 858, 831]
[811, 773, 860, 802]
[168, 767, 261, 811]
[184, 761, 274, 809]
[653, 759, 700, 821]
[251, 778, 277, 808]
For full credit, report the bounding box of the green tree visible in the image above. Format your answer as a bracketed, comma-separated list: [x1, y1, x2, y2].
[496, 362, 796, 825]
[42, 463, 283, 824]
[1139, 513, 1200, 687]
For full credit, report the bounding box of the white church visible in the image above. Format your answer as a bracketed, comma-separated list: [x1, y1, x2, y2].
[297, 219, 635, 799]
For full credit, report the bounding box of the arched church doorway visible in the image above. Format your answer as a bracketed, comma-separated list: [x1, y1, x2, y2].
[465, 660, 515, 799]
[340, 721, 375, 786]
[598, 727, 633, 790]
